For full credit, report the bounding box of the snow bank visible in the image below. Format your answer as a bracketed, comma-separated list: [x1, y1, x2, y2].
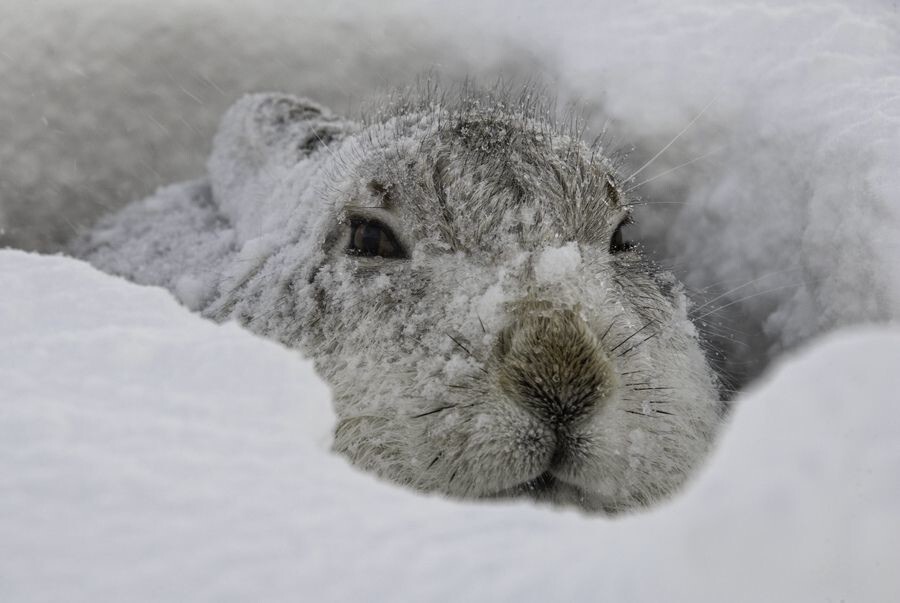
[2, 250, 898, 601]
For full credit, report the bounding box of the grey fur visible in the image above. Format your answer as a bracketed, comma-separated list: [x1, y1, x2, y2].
[75, 84, 721, 514]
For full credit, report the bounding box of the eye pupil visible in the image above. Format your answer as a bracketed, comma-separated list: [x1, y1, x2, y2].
[609, 218, 635, 254]
[361, 224, 381, 253]
[348, 219, 405, 259]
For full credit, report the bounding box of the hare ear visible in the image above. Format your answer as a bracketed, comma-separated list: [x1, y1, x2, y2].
[208, 93, 349, 208]
[240, 93, 345, 161]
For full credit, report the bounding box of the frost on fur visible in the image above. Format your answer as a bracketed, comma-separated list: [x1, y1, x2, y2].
[75, 84, 722, 513]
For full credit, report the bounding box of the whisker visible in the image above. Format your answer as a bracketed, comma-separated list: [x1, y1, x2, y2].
[623, 410, 658, 419]
[690, 267, 807, 314]
[608, 320, 655, 353]
[446, 332, 490, 375]
[427, 454, 442, 470]
[618, 331, 659, 357]
[628, 201, 690, 206]
[694, 281, 817, 321]
[623, 147, 722, 194]
[411, 405, 457, 419]
[477, 315, 487, 334]
[625, 93, 719, 184]
[412, 401, 483, 419]
[600, 317, 618, 342]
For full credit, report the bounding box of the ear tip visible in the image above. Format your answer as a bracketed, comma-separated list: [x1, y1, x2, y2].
[236, 92, 331, 125]
[219, 92, 338, 153]
[208, 91, 345, 212]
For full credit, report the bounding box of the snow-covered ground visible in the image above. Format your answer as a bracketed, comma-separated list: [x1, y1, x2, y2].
[2, 250, 899, 601]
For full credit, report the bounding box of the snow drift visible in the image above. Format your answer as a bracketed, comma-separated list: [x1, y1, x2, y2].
[2, 250, 899, 601]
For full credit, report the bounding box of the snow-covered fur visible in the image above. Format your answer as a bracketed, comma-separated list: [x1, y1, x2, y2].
[76, 88, 721, 513]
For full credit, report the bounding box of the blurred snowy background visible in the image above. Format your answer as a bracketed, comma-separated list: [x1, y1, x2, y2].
[2, 0, 899, 600]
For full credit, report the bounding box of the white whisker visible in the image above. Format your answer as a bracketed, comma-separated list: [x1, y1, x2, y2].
[694, 280, 817, 321]
[625, 93, 720, 184]
[624, 147, 723, 194]
[692, 267, 807, 313]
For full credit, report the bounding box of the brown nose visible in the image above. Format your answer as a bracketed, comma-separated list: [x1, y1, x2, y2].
[495, 306, 616, 428]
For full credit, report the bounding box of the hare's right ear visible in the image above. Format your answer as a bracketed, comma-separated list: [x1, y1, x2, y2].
[208, 93, 349, 207]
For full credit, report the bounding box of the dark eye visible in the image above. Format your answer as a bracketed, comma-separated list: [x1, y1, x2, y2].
[609, 217, 635, 254]
[347, 219, 406, 259]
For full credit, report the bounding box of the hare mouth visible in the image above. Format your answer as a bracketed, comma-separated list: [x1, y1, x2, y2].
[515, 472, 559, 495]
[485, 471, 572, 501]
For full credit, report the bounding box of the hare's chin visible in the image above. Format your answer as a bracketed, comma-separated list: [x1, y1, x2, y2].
[483, 472, 580, 502]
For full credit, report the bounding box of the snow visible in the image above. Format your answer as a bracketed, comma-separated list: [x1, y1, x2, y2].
[3, 0, 900, 598]
[2, 250, 899, 601]
[534, 242, 582, 284]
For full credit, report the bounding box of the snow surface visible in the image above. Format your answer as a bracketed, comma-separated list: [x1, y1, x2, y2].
[2, 250, 899, 601]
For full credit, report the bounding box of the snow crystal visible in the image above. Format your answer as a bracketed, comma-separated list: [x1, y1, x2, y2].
[534, 242, 582, 284]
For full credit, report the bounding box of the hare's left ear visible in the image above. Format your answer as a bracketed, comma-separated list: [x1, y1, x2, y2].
[208, 93, 350, 209]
